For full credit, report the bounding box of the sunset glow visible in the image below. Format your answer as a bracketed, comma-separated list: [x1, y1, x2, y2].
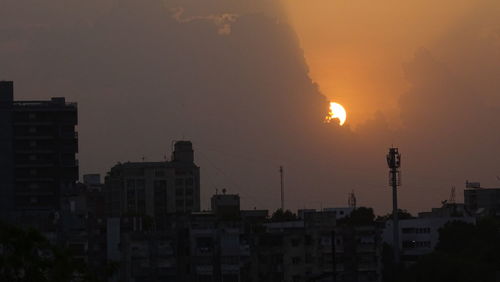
[325, 102, 347, 126]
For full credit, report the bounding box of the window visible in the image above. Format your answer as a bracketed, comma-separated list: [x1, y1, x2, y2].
[29, 127, 36, 133]
[28, 113, 36, 119]
[30, 169, 37, 176]
[154, 180, 166, 189]
[175, 178, 184, 186]
[291, 238, 301, 247]
[185, 188, 193, 196]
[292, 257, 301, 264]
[136, 179, 145, 189]
[402, 228, 415, 234]
[155, 170, 165, 177]
[29, 141, 37, 147]
[176, 187, 184, 196]
[186, 178, 194, 186]
[176, 199, 184, 207]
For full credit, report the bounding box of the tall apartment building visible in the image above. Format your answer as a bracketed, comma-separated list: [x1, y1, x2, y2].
[105, 141, 200, 225]
[0, 81, 78, 218]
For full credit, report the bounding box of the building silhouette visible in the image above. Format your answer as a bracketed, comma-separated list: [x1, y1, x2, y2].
[0, 81, 78, 222]
[383, 202, 475, 264]
[105, 141, 200, 229]
[464, 181, 500, 216]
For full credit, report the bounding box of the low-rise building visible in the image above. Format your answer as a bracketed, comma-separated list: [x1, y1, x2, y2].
[464, 181, 500, 216]
[383, 203, 475, 263]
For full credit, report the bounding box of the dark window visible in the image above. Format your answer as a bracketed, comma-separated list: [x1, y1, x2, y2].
[176, 199, 184, 207]
[176, 187, 184, 196]
[402, 228, 415, 234]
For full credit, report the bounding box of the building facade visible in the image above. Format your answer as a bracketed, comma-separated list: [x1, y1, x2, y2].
[0, 81, 78, 220]
[383, 203, 475, 264]
[105, 141, 200, 227]
[464, 184, 500, 216]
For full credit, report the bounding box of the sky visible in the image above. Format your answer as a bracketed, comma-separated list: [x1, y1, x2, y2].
[1, 0, 500, 214]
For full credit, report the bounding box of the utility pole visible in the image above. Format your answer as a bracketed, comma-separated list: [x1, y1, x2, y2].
[280, 166, 284, 211]
[387, 148, 401, 264]
[331, 229, 336, 282]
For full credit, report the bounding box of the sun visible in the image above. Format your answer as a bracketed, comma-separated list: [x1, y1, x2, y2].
[325, 102, 347, 126]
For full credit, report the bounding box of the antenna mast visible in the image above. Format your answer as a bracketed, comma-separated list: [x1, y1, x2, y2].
[449, 186, 456, 204]
[280, 166, 284, 211]
[348, 190, 357, 208]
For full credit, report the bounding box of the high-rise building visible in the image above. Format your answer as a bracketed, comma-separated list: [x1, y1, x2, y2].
[105, 141, 200, 223]
[0, 81, 78, 217]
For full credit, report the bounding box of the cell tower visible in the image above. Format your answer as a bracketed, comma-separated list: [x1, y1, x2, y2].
[387, 147, 402, 264]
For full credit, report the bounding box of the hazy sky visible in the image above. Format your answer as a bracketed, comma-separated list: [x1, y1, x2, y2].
[1, 0, 500, 214]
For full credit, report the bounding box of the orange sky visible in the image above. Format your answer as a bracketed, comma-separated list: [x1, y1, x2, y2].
[282, 0, 478, 127]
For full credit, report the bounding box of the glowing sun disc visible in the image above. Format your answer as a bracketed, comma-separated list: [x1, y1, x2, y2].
[325, 102, 347, 126]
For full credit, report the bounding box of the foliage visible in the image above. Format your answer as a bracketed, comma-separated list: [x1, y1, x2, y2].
[0, 221, 78, 282]
[376, 209, 414, 222]
[270, 208, 297, 222]
[337, 207, 375, 226]
[392, 217, 500, 282]
[0, 221, 115, 282]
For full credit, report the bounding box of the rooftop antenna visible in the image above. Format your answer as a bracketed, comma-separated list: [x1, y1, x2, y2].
[449, 186, 456, 204]
[387, 147, 402, 264]
[348, 190, 357, 208]
[280, 166, 285, 211]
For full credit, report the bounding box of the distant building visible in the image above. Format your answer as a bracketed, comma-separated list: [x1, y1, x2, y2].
[105, 141, 200, 228]
[255, 210, 382, 282]
[298, 207, 354, 220]
[211, 192, 240, 219]
[383, 203, 475, 264]
[464, 182, 500, 216]
[322, 207, 355, 219]
[0, 81, 78, 219]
